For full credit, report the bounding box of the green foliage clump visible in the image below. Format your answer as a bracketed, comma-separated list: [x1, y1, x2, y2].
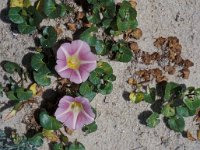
[134, 82, 200, 133]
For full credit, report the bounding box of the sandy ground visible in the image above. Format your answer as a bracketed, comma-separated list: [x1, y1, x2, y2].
[1, 0, 200, 150]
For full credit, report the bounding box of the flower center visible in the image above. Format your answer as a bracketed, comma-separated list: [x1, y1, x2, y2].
[67, 55, 80, 70]
[70, 101, 83, 112]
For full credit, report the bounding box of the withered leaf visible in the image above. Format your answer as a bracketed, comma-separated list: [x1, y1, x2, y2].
[187, 131, 196, 141]
[76, 12, 85, 20]
[130, 42, 140, 54]
[197, 130, 200, 141]
[55, 25, 63, 37]
[151, 68, 162, 78]
[141, 52, 151, 65]
[164, 65, 176, 75]
[150, 52, 161, 61]
[156, 75, 168, 83]
[154, 37, 166, 48]
[129, 0, 137, 8]
[183, 59, 194, 68]
[67, 23, 77, 31]
[128, 78, 137, 85]
[181, 68, 190, 79]
[174, 55, 184, 66]
[131, 28, 143, 40]
[64, 127, 74, 135]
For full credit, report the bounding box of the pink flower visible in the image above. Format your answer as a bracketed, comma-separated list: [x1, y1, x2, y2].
[55, 40, 97, 84]
[55, 96, 95, 130]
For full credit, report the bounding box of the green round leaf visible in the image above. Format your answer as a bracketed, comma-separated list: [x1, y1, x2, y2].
[16, 87, 33, 101]
[183, 98, 200, 110]
[144, 88, 156, 104]
[52, 143, 63, 150]
[79, 81, 93, 96]
[8, 7, 25, 24]
[168, 116, 185, 132]
[176, 106, 189, 117]
[164, 82, 179, 101]
[82, 91, 96, 102]
[6, 91, 18, 101]
[89, 71, 101, 85]
[28, 133, 43, 147]
[80, 27, 98, 46]
[43, 0, 60, 18]
[39, 111, 62, 130]
[67, 141, 85, 150]
[115, 47, 133, 62]
[97, 61, 113, 74]
[82, 121, 97, 134]
[146, 112, 160, 128]
[33, 66, 51, 86]
[2, 61, 22, 74]
[31, 53, 45, 71]
[161, 105, 175, 117]
[103, 74, 116, 82]
[18, 22, 36, 34]
[98, 82, 113, 95]
[40, 26, 57, 48]
[95, 40, 109, 55]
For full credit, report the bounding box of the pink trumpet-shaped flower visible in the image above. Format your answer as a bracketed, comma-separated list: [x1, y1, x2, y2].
[55, 40, 97, 84]
[55, 96, 95, 130]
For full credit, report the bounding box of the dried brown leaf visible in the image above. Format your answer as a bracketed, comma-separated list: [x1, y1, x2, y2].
[154, 37, 166, 48]
[76, 12, 85, 20]
[156, 75, 168, 83]
[67, 23, 77, 31]
[197, 130, 200, 140]
[131, 28, 143, 40]
[141, 52, 151, 65]
[130, 42, 140, 54]
[150, 52, 161, 61]
[183, 59, 194, 68]
[181, 68, 190, 79]
[129, 0, 137, 8]
[128, 78, 137, 85]
[164, 65, 176, 75]
[187, 131, 196, 141]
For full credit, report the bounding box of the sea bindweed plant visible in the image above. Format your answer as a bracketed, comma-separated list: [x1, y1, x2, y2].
[1, 0, 138, 149]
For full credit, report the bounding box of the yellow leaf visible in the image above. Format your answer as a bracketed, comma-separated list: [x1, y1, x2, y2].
[10, 0, 31, 8]
[129, 92, 136, 103]
[29, 83, 37, 96]
[10, 0, 24, 8]
[36, 0, 44, 11]
[42, 129, 59, 142]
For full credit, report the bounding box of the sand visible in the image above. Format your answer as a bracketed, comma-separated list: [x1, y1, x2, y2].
[0, 0, 200, 149]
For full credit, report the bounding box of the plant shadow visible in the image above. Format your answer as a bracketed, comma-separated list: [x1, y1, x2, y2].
[138, 111, 152, 125]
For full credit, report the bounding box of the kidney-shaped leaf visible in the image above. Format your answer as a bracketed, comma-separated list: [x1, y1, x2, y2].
[40, 26, 57, 48]
[39, 111, 62, 130]
[168, 116, 185, 132]
[8, 7, 25, 24]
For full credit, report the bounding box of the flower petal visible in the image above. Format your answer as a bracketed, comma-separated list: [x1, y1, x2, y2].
[79, 51, 97, 62]
[57, 43, 71, 60]
[76, 97, 95, 119]
[55, 65, 72, 79]
[69, 70, 82, 84]
[79, 67, 90, 82]
[71, 40, 90, 56]
[55, 108, 69, 123]
[58, 96, 74, 107]
[79, 63, 97, 73]
[75, 111, 94, 129]
[63, 111, 74, 129]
